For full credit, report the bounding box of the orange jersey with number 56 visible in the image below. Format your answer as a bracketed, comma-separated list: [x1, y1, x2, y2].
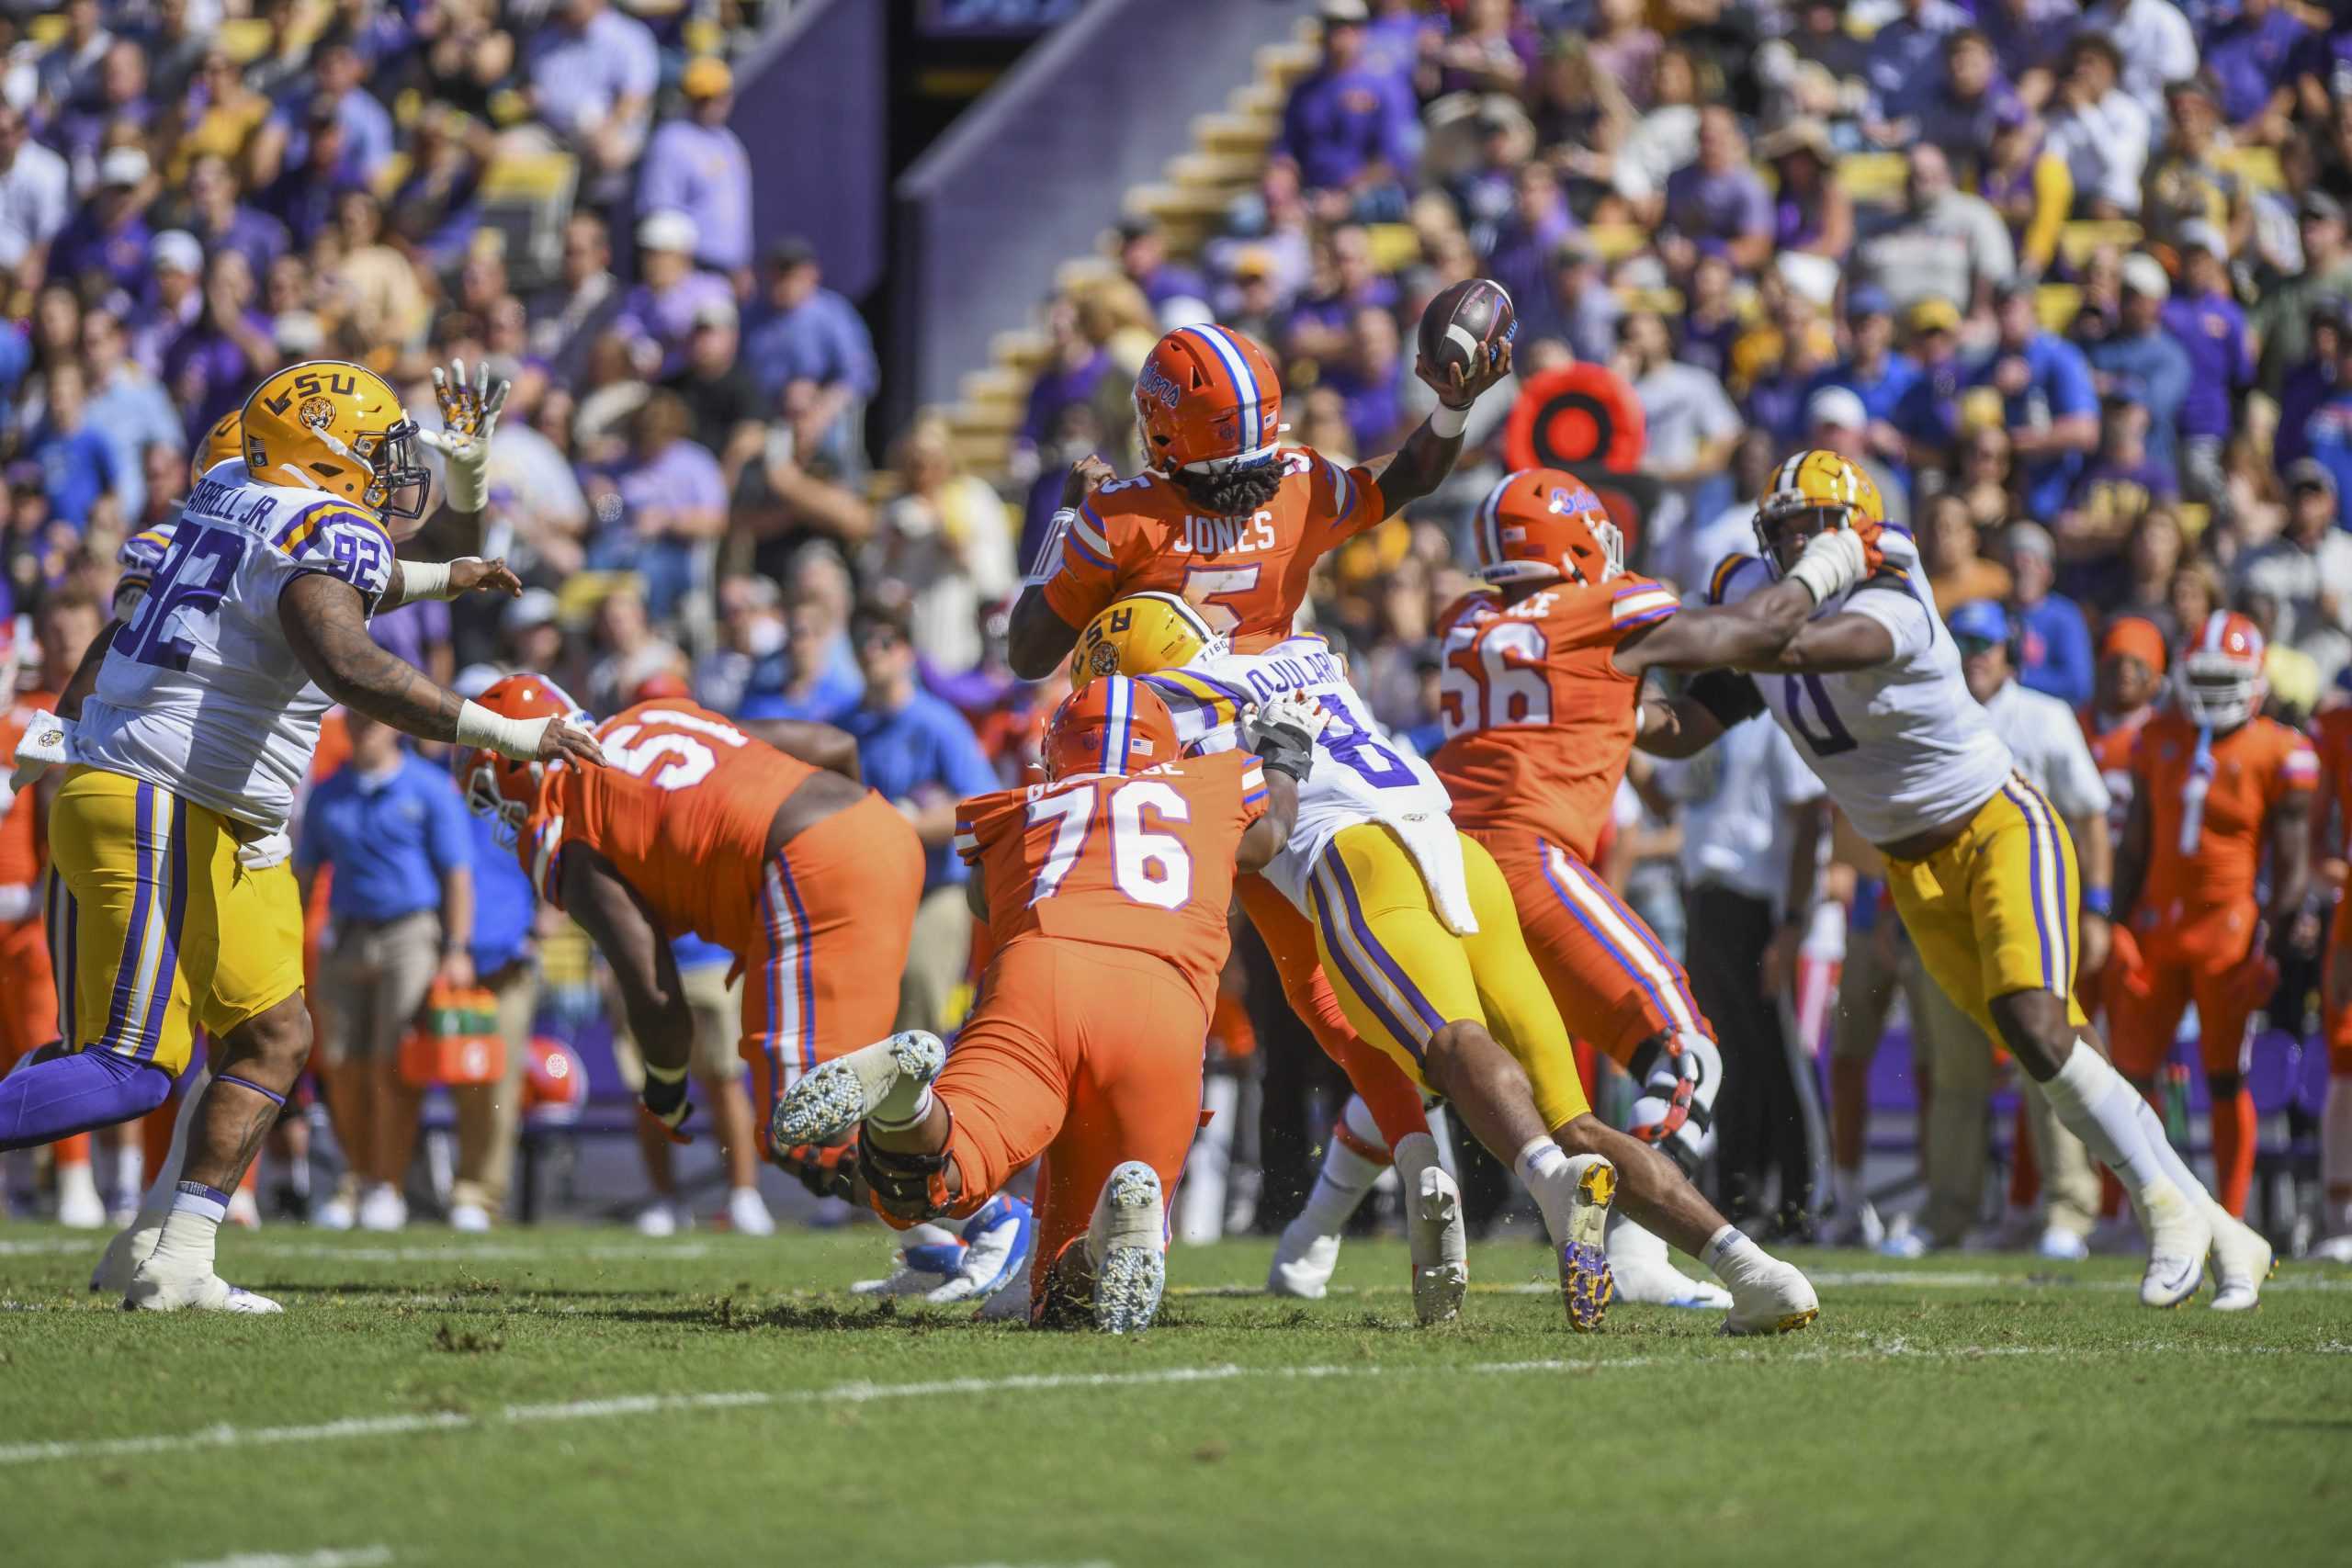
[1431, 575, 1682, 863]
[520, 700, 813, 953]
[1038, 448, 1385, 651]
[956, 750, 1268, 1016]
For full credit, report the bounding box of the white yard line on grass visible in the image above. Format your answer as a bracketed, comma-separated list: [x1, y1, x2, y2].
[1174, 1268, 2352, 1297]
[0, 1238, 718, 1263]
[9, 1337, 2347, 1471]
[166, 1547, 392, 1568]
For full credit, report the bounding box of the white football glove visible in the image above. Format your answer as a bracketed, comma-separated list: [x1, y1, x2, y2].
[1242, 690, 1329, 783]
[236, 829, 293, 872]
[1785, 525, 1869, 605]
[9, 708, 72, 791]
[849, 1194, 1035, 1304]
[416, 357, 511, 514]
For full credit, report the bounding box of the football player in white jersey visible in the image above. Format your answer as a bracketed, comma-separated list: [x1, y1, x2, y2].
[1643, 450, 2272, 1310]
[2, 359, 602, 1313]
[1087, 595, 1828, 1336]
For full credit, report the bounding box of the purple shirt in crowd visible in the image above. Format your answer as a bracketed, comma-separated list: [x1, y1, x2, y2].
[741, 287, 879, 403]
[195, 205, 288, 282]
[1661, 164, 1771, 249]
[371, 597, 450, 672]
[614, 269, 734, 378]
[526, 8, 659, 141]
[2204, 6, 2309, 126]
[1276, 64, 1419, 192]
[639, 119, 754, 273]
[2160, 290, 2254, 440]
[1017, 347, 1112, 448]
[606, 436, 729, 532]
[49, 211, 150, 297]
[164, 312, 270, 445]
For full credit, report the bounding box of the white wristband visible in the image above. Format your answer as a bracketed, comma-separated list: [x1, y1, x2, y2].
[455, 698, 550, 761]
[1429, 402, 1470, 438]
[395, 559, 453, 604]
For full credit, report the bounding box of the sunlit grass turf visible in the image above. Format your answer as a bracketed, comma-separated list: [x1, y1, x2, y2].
[3, 1223, 2347, 1568]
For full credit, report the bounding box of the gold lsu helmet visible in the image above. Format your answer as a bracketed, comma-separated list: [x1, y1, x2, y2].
[1752, 448, 1886, 576]
[241, 359, 431, 521]
[190, 410, 243, 490]
[1069, 592, 1224, 690]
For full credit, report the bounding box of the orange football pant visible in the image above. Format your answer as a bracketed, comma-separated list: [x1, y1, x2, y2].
[1474, 829, 1713, 1068]
[741, 793, 925, 1138]
[1236, 874, 1429, 1148]
[936, 939, 1206, 1315]
[0, 910, 85, 1168]
[2109, 901, 2260, 1215]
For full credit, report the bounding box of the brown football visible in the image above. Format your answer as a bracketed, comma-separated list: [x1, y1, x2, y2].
[1418, 277, 1516, 378]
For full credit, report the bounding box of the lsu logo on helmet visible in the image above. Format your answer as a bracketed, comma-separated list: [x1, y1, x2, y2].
[1069, 592, 1223, 689]
[242, 358, 432, 522]
[1752, 449, 1886, 577]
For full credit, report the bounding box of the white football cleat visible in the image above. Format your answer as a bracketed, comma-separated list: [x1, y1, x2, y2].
[726, 1186, 775, 1237]
[313, 1192, 356, 1231]
[2136, 1182, 2211, 1308]
[2206, 1204, 2273, 1312]
[2036, 1225, 2090, 1262]
[2311, 1233, 2352, 1264]
[447, 1202, 492, 1234]
[1821, 1200, 1884, 1250]
[1266, 1218, 1341, 1299]
[1556, 1154, 1616, 1332]
[55, 1163, 106, 1229]
[633, 1199, 684, 1238]
[1720, 1251, 1820, 1337]
[356, 1184, 406, 1233]
[1606, 1214, 1732, 1309]
[123, 1258, 282, 1314]
[91, 1214, 164, 1294]
[1089, 1161, 1167, 1335]
[1404, 1162, 1468, 1325]
[771, 1030, 944, 1150]
[225, 1186, 261, 1229]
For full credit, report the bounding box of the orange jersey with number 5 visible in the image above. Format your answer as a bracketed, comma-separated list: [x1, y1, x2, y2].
[1430, 575, 1682, 863]
[956, 750, 1268, 1015]
[1038, 448, 1385, 651]
[2132, 709, 2316, 916]
[520, 700, 813, 953]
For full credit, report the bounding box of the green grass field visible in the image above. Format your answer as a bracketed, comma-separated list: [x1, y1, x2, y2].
[3, 1224, 2347, 1568]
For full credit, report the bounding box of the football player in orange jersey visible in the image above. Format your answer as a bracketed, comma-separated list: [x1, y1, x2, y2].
[2110, 612, 2317, 1219]
[1431, 466, 1871, 1301]
[1000, 321, 1509, 1202]
[2310, 687, 2352, 1260]
[2081, 617, 2168, 848]
[773, 677, 1308, 1331]
[459, 676, 928, 1191]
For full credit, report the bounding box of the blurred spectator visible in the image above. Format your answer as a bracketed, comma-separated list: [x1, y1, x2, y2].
[2087, 252, 2192, 474]
[260, 99, 364, 253]
[2206, 0, 2306, 141]
[1866, 0, 1973, 127]
[876, 417, 1017, 677]
[1973, 284, 2100, 522]
[1923, 490, 2015, 611]
[639, 57, 753, 280]
[1617, 310, 1741, 554]
[1322, 304, 1408, 457]
[2162, 224, 2254, 501]
[1670, 427, 1780, 593]
[1657, 106, 1773, 275]
[299, 713, 476, 1235]
[1977, 103, 2071, 276]
[183, 152, 287, 283]
[2144, 75, 2251, 252]
[582, 390, 727, 620]
[582, 585, 684, 718]
[615, 209, 731, 380]
[2044, 32, 2153, 215]
[37, 0, 113, 117]
[1118, 214, 1210, 325]
[1758, 118, 1852, 263]
[1479, 163, 1577, 330]
[1982, 0, 2081, 92]
[2079, 0, 2199, 118]
[31, 362, 118, 529]
[1435, 0, 1536, 96]
[2232, 459, 2352, 684]
[529, 212, 626, 389]
[1917, 30, 2023, 175]
[1809, 286, 1917, 475]
[696, 575, 788, 717]
[2057, 397, 2177, 571]
[78, 309, 178, 526]
[662, 297, 763, 490]
[842, 600, 1000, 1035]
[162, 47, 272, 186]
[1857, 144, 2014, 316]
[741, 237, 877, 473]
[2003, 521, 2097, 706]
[2111, 508, 2188, 637]
[0, 103, 69, 296]
[254, 39, 394, 190]
[50, 146, 149, 294]
[2256, 192, 2352, 396]
[1804, 385, 1910, 527]
[525, 0, 658, 195]
[1273, 0, 1418, 223]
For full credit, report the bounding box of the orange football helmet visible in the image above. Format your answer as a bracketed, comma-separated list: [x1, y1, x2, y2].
[1134, 324, 1283, 473]
[2178, 610, 2266, 729]
[457, 671, 592, 836]
[1040, 674, 1181, 781]
[1473, 467, 1624, 586]
[191, 410, 242, 489]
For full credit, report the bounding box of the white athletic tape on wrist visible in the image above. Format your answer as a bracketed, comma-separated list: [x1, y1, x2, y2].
[1429, 402, 1470, 438]
[456, 698, 551, 761]
[398, 559, 453, 603]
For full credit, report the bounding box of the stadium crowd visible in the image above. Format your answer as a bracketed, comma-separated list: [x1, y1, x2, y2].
[3, 0, 2349, 1256]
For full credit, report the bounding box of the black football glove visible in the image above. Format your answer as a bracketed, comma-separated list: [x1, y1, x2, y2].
[639, 1062, 695, 1144]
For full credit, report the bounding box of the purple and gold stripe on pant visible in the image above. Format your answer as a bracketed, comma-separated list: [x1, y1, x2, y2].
[1999, 776, 2075, 1001]
[98, 782, 187, 1061]
[1307, 841, 1447, 1060]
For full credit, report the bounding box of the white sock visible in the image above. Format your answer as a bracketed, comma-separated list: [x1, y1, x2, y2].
[1295, 1112, 1390, 1235]
[57, 1158, 100, 1204]
[2041, 1043, 2177, 1202]
[2128, 1096, 2218, 1213]
[1702, 1223, 1770, 1288]
[1514, 1137, 1578, 1251]
[870, 1083, 933, 1132]
[2324, 1077, 2352, 1234]
[146, 1181, 225, 1276]
[1832, 1164, 1862, 1217]
[114, 1145, 144, 1202]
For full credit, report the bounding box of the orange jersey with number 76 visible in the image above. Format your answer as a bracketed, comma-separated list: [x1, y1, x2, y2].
[956, 750, 1268, 1016]
[1037, 447, 1386, 651]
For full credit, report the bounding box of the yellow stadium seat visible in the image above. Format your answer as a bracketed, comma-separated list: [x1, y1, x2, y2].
[2035, 283, 2083, 331]
[2220, 145, 2284, 192]
[1363, 223, 1421, 274]
[219, 18, 274, 64]
[1587, 223, 1647, 263]
[1838, 152, 1909, 206]
[2177, 502, 2212, 541]
[481, 152, 577, 203]
[2057, 220, 2144, 270]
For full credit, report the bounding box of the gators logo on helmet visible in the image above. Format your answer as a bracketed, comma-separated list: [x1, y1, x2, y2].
[1473, 466, 1624, 586]
[1069, 592, 1224, 690]
[1041, 674, 1182, 782]
[1133, 325, 1283, 474]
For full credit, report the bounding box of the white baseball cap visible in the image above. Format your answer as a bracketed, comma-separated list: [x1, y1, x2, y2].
[99, 146, 149, 187]
[151, 230, 203, 275]
[2120, 253, 2171, 300]
[1805, 385, 1868, 432]
[636, 209, 698, 255]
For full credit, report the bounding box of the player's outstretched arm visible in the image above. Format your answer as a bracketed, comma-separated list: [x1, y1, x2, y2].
[1363, 344, 1514, 513]
[2112, 778, 2153, 927]
[1750, 613, 1897, 675]
[738, 717, 861, 780]
[375, 556, 524, 613]
[560, 845, 697, 1142]
[280, 574, 605, 769]
[1634, 663, 1772, 761]
[1238, 770, 1300, 873]
[1007, 457, 1115, 679]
